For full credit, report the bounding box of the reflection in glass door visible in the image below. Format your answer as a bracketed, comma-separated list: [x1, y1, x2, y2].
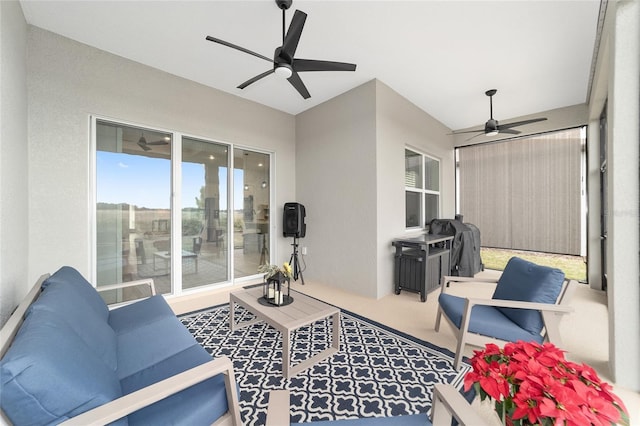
[95, 119, 272, 298]
[234, 148, 271, 278]
[182, 138, 230, 289]
[96, 120, 172, 300]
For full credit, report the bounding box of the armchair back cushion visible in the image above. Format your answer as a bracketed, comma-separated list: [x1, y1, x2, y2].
[27, 277, 118, 371]
[492, 257, 565, 334]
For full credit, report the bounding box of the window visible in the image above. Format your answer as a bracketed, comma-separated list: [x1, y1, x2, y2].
[94, 118, 271, 301]
[405, 148, 440, 228]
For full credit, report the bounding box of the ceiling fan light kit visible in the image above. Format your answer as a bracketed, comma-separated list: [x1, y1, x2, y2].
[205, 0, 356, 99]
[275, 63, 293, 78]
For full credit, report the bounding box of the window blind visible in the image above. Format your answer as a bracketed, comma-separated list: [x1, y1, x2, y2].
[458, 128, 582, 255]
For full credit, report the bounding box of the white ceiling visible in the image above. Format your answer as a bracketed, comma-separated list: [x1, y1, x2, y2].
[19, 0, 600, 131]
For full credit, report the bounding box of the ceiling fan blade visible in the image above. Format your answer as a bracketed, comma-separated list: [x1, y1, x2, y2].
[465, 133, 485, 142]
[498, 129, 521, 135]
[205, 36, 273, 64]
[451, 128, 484, 135]
[287, 71, 310, 99]
[237, 69, 275, 89]
[282, 10, 307, 58]
[293, 59, 356, 72]
[146, 140, 169, 145]
[137, 142, 151, 151]
[498, 117, 547, 130]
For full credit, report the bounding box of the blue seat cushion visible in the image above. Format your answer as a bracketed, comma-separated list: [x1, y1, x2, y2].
[0, 309, 124, 425]
[492, 257, 565, 335]
[28, 277, 118, 371]
[110, 296, 202, 379]
[108, 294, 177, 334]
[438, 293, 544, 343]
[292, 413, 431, 425]
[42, 266, 109, 320]
[121, 345, 229, 425]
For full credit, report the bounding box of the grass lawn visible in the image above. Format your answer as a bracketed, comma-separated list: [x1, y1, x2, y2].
[480, 247, 587, 282]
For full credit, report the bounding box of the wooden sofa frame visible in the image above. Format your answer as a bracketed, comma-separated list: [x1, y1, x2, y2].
[0, 274, 242, 426]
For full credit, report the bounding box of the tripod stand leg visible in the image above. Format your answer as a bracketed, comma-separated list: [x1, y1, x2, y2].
[289, 250, 305, 285]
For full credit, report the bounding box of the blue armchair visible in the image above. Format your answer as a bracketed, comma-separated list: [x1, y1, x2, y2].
[435, 257, 577, 369]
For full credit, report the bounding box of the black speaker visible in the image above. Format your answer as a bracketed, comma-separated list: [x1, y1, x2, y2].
[283, 202, 306, 238]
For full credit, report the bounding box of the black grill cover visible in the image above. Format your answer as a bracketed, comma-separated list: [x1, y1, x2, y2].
[429, 219, 483, 277]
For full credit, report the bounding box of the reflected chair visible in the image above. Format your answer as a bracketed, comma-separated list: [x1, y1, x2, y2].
[134, 238, 146, 265]
[435, 256, 577, 369]
[192, 236, 202, 255]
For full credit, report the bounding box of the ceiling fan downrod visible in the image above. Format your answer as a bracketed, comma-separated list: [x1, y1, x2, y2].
[276, 0, 292, 44]
[486, 89, 497, 120]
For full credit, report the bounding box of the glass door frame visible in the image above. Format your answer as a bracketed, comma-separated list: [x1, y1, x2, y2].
[90, 115, 274, 296]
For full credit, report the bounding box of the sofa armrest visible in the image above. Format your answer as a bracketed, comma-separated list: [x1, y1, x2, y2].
[60, 356, 241, 426]
[431, 384, 487, 426]
[0, 274, 49, 358]
[96, 278, 156, 296]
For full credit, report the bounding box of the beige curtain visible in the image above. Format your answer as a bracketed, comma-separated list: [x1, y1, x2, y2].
[458, 129, 582, 255]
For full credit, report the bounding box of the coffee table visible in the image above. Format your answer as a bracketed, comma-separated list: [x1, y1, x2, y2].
[229, 286, 340, 378]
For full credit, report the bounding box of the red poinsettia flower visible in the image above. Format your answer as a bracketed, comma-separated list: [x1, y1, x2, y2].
[464, 341, 629, 426]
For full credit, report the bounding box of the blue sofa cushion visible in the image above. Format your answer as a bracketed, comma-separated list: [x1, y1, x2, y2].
[492, 257, 565, 335]
[28, 277, 118, 371]
[438, 293, 544, 343]
[0, 309, 124, 425]
[42, 266, 109, 320]
[108, 294, 176, 333]
[110, 296, 202, 380]
[121, 345, 229, 425]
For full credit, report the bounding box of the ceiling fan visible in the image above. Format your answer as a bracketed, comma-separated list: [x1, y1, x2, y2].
[453, 89, 547, 140]
[138, 132, 169, 151]
[205, 0, 356, 99]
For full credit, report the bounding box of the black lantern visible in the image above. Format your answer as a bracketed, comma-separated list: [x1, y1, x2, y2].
[262, 271, 292, 306]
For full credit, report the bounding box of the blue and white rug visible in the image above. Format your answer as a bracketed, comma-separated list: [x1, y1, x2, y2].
[180, 302, 471, 425]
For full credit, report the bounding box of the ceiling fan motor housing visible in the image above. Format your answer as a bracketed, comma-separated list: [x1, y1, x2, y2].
[485, 119, 499, 133]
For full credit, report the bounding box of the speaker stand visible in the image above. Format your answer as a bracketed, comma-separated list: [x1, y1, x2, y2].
[289, 237, 305, 285]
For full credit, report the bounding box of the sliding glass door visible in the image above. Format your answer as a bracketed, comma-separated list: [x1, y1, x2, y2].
[233, 148, 270, 278]
[181, 137, 230, 289]
[94, 118, 270, 300]
[96, 122, 173, 300]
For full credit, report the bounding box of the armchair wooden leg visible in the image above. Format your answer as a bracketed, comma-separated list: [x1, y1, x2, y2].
[453, 332, 466, 370]
[435, 307, 442, 332]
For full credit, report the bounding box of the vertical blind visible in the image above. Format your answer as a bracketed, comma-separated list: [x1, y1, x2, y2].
[458, 128, 583, 255]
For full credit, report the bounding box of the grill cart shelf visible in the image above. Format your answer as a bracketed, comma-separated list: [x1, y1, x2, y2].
[392, 234, 453, 302]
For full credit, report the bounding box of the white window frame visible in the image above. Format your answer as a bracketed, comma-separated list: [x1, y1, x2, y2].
[405, 147, 440, 230]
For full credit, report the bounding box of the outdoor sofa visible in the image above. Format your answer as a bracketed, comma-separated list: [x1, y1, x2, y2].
[0, 266, 241, 425]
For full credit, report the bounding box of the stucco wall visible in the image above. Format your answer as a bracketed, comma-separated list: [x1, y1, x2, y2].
[27, 26, 296, 286]
[375, 80, 455, 298]
[295, 81, 379, 298]
[0, 1, 29, 326]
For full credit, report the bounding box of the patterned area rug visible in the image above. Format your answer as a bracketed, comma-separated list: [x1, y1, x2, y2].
[180, 302, 471, 425]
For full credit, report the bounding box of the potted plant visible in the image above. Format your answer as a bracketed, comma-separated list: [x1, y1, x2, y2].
[464, 341, 629, 426]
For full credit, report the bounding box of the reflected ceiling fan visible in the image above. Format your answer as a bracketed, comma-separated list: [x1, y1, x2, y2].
[138, 132, 169, 151]
[453, 89, 547, 140]
[205, 0, 356, 99]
